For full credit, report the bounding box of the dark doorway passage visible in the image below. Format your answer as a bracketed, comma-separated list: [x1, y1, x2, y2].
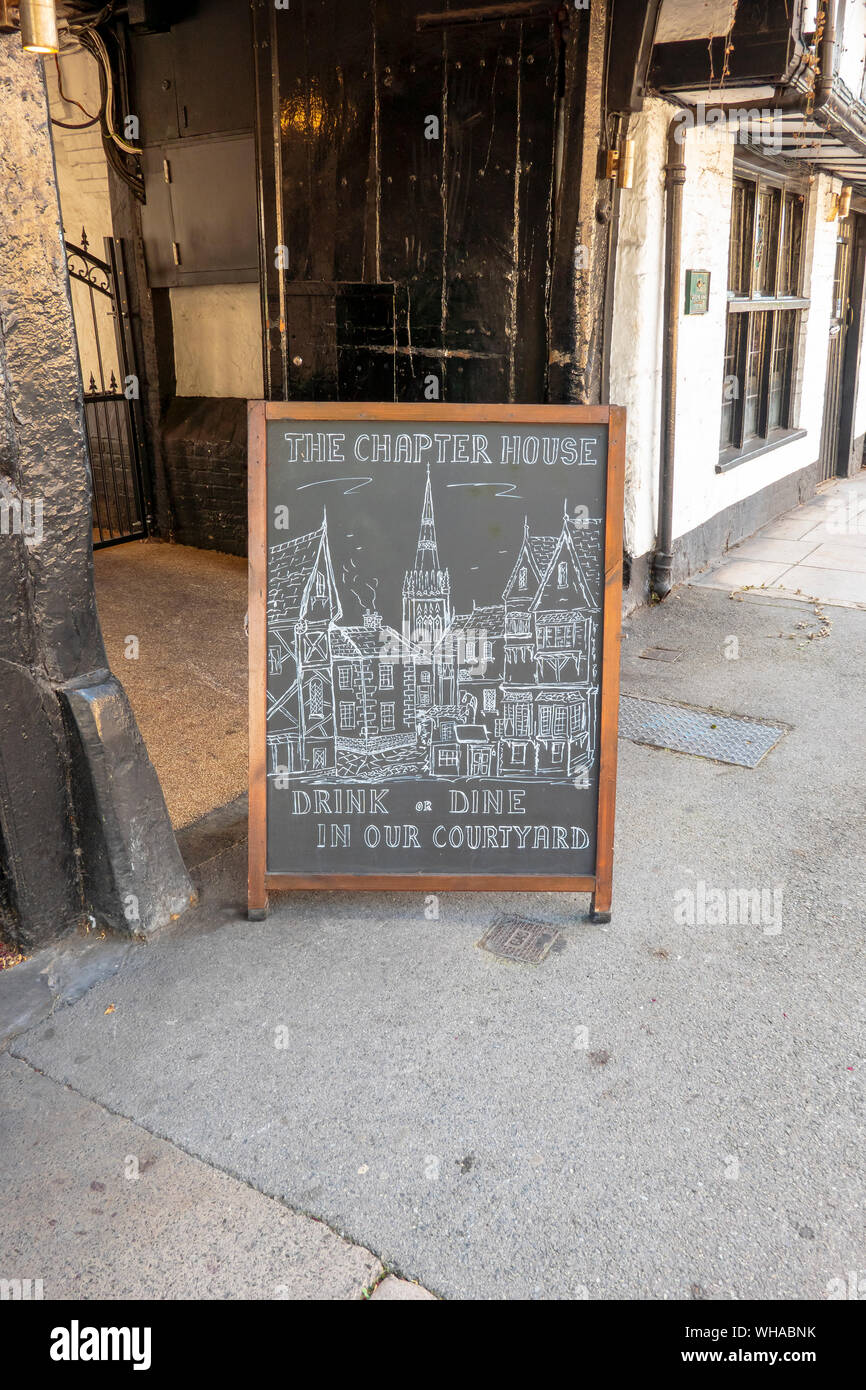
[256, 0, 563, 404]
[93, 540, 248, 828]
[819, 216, 855, 482]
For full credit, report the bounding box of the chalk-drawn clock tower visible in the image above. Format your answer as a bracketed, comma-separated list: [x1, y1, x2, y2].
[402, 466, 451, 650]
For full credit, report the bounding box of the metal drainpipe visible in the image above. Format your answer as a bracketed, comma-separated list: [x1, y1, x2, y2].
[650, 120, 685, 601]
[649, 0, 837, 601]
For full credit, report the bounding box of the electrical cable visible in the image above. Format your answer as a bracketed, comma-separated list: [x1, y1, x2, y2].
[51, 53, 101, 128]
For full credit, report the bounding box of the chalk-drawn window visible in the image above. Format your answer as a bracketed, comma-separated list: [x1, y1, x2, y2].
[379, 664, 394, 689]
[514, 703, 532, 736]
[439, 748, 458, 768]
[381, 702, 395, 730]
[316, 571, 326, 598]
[557, 562, 568, 588]
[511, 743, 527, 765]
[539, 705, 566, 736]
[518, 566, 528, 589]
[338, 666, 352, 690]
[309, 678, 323, 717]
[340, 702, 355, 729]
[483, 688, 496, 712]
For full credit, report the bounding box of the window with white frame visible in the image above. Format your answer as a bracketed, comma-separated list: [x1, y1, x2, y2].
[340, 702, 355, 729]
[720, 163, 807, 462]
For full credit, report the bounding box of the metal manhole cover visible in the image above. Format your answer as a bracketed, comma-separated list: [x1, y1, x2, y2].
[478, 915, 563, 965]
[619, 695, 787, 768]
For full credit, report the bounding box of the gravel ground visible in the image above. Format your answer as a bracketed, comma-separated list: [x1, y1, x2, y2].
[93, 538, 247, 828]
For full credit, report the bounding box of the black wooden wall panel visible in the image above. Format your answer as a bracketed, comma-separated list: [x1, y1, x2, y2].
[260, 0, 560, 405]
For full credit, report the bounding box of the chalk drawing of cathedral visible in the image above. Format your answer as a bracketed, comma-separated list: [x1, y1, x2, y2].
[266, 469, 601, 784]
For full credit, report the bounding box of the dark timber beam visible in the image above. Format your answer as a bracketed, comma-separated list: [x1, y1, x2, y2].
[547, 0, 608, 403]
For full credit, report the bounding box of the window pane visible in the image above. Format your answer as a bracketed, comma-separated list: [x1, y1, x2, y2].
[754, 186, 781, 296]
[729, 179, 755, 295]
[767, 311, 797, 431]
[778, 193, 804, 296]
[720, 315, 744, 449]
[743, 311, 770, 441]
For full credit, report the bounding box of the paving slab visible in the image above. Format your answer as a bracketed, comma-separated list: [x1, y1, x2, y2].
[0, 1054, 383, 1300]
[693, 474, 866, 609]
[0, 934, 134, 1049]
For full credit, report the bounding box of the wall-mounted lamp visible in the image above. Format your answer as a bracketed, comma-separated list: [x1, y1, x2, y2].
[19, 0, 59, 54]
[617, 137, 635, 190]
[839, 185, 853, 219]
[604, 137, 635, 190]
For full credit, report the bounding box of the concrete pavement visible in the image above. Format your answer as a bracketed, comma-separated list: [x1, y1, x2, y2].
[692, 469, 866, 609]
[0, 1053, 383, 1300]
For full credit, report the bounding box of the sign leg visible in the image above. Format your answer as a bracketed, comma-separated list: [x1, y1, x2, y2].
[248, 888, 269, 922]
[589, 884, 612, 924]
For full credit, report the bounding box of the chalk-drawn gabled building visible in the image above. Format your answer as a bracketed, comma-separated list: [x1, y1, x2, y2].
[267, 513, 341, 775]
[497, 510, 600, 780]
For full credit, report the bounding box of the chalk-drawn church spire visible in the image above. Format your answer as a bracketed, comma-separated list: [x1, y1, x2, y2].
[403, 465, 451, 647]
[414, 465, 441, 571]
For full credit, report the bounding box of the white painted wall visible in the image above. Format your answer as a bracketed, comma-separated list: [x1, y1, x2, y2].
[609, 100, 669, 561]
[171, 284, 263, 398]
[47, 46, 120, 389]
[836, 0, 866, 97]
[656, 0, 738, 43]
[48, 45, 263, 401]
[610, 97, 841, 567]
[47, 47, 111, 245]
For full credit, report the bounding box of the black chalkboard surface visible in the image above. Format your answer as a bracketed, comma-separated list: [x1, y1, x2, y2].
[248, 404, 624, 921]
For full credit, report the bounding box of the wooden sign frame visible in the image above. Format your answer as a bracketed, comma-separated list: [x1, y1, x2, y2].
[248, 402, 624, 921]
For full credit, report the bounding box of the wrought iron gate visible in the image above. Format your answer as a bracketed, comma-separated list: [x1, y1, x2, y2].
[66, 231, 150, 546]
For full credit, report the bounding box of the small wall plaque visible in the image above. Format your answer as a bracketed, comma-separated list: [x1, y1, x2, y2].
[685, 269, 711, 315]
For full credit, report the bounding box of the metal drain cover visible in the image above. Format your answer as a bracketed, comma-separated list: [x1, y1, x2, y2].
[478, 915, 562, 965]
[619, 695, 786, 768]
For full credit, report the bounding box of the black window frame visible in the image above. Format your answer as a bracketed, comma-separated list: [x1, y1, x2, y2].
[718, 155, 809, 473]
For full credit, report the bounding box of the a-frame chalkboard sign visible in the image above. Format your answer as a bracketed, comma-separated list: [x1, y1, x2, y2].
[248, 403, 624, 921]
